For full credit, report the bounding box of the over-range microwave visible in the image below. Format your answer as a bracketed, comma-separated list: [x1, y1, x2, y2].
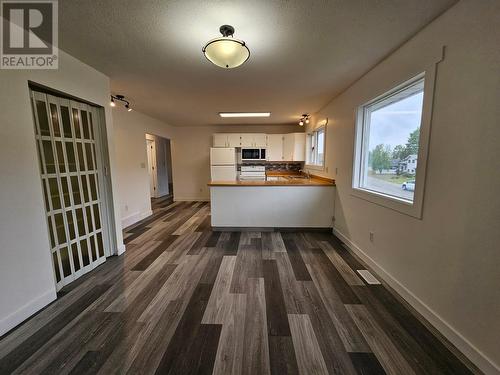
[241, 148, 266, 161]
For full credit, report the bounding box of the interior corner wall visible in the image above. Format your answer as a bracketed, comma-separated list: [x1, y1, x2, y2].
[113, 107, 174, 228]
[0, 50, 124, 336]
[305, 0, 500, 372]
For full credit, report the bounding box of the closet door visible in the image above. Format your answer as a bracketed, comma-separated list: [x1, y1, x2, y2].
[31, 91, 108, 290]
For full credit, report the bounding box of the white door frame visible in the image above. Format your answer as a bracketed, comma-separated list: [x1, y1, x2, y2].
[146, 138, 158, 198]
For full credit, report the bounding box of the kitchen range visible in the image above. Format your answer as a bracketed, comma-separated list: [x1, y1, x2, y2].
[239, 166, 266, 181]
[208, 133, 335, 228]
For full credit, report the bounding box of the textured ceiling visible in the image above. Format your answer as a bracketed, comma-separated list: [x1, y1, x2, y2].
[59, 0, 456, 126]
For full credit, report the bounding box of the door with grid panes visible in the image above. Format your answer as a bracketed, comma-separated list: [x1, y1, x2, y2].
[31, 90, 109, 290]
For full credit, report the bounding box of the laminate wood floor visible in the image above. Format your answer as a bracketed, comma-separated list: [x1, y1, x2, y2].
[0, 199, 478, 374]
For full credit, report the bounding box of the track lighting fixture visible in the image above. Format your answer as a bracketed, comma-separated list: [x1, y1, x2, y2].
[299, 114, 310, 126]
[110, 94, 132, 112]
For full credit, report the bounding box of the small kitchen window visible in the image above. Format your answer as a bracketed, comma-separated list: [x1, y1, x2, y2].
[306, 126, 325, 169]
[352, 71, 435, 218]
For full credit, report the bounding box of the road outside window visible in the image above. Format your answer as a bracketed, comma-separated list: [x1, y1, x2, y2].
[354, 76, 424, 203]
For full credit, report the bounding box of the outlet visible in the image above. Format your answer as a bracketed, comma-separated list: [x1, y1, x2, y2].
[335, 167, 338, 175]
[326, 167, 329, 173]
[369, 231, 374, 242]
[125, 205, 128, 212]
[199, 188, 203, 192]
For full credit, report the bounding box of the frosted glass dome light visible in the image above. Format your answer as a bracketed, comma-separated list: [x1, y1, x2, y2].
[202, 25, 250, 69]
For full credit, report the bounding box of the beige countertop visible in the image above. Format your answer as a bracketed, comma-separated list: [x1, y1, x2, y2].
[208, 173, 335, 187]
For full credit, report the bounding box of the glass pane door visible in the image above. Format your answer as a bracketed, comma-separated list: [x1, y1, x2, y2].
[31, 90, 108, 290]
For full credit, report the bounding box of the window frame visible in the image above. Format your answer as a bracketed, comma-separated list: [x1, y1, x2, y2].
[351, 70, 435, 219]
[305, 122, 327, 170]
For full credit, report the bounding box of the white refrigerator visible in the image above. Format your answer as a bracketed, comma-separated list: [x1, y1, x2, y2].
[210, 148, 237, 181]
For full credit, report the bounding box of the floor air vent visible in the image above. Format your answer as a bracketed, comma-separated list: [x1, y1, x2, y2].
[357, 269, 381, 285]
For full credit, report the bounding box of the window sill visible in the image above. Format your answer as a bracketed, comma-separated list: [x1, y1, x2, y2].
[305, 164, 325, 171]
[351, 187, 422, 219]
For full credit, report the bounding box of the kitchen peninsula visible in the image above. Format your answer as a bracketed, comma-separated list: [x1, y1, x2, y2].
[208, 174, 335, 228]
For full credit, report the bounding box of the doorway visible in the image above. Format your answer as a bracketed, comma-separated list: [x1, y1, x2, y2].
[145, 134, 173, 202]
[30, 89, 114, 291]
[146, 138, 157, 198]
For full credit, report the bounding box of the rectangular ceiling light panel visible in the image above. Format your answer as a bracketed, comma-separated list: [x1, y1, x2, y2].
[219, 112, 271, 118]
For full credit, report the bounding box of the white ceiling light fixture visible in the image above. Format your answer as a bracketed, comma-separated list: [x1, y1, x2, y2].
[219, 112, 271, 118]
[202, 25, 250, 69]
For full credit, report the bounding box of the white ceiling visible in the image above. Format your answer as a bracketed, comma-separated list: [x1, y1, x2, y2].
[59, 0, 456, 126]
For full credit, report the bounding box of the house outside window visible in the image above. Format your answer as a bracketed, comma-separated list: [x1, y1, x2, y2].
[352, 73, 429, 215]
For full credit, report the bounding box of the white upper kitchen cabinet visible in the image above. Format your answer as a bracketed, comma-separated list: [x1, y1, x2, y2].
[214, 133, 300, 154]
[283, 133, 306, 161]
[213, 133, 228, 147]
[227, 134, 241, 147]
[293, 133, 306, 161]
[267, 134, 284, 161]
[253, 134, 267, 147]
[240, 134, 253, 147]
[283, 134, 294, 161]
[213, 133, 241, 147]
[240, 133, 267, 147]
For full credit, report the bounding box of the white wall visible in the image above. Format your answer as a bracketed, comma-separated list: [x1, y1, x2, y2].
[0, 50, 124, 336]
[113, 107, 174, 228]
[305, 0, 500, 372]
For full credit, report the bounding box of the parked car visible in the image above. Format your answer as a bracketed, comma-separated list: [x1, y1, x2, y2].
[402, 180, 415, 191]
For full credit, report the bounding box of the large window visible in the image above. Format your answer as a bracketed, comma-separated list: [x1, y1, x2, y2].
[353, 75, 425, 205]
[306, 126, 325, 168]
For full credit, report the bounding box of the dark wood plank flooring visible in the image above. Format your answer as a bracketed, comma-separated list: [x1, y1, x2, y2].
[0, 198, 479, 374]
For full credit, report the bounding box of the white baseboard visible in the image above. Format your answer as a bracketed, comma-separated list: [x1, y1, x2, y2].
[121, 209, 153, 228]
[333, 227, 499, 375]
[174, 197, 210, 202]
[0, 288, 57, 337]
[116, 243, 126, 256]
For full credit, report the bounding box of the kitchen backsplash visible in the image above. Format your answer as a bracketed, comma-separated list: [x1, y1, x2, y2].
[238, 162, 303, 171]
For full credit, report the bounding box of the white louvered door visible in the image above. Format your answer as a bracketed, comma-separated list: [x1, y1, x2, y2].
[31, 90, 109, 290]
